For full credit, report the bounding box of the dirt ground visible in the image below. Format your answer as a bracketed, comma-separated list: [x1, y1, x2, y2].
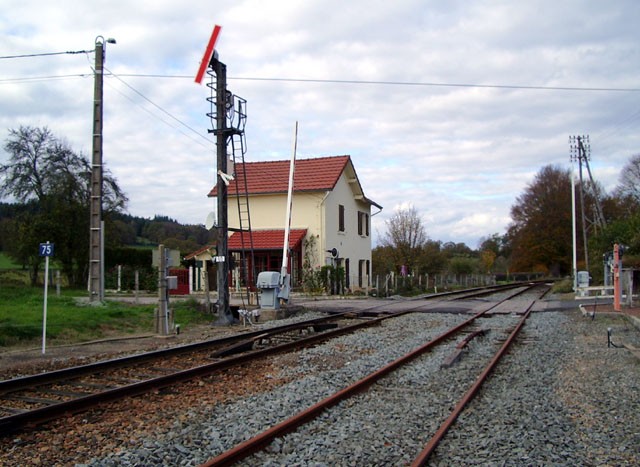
[0, 321, 246, 379]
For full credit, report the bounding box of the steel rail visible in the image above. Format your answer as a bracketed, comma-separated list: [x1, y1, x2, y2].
[0, 313, 357, 393]
[200, 283, 546, 466]
[365, 281, 544, 304]
[411, 301, 536, 466]
[200, 309, 490, 467]
[0, 313, 397, 436]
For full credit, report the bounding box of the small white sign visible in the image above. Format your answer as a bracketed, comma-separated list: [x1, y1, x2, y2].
[212, 255, 226, 263]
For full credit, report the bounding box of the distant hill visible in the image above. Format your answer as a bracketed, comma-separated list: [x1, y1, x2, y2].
[0, 202, 217, 255]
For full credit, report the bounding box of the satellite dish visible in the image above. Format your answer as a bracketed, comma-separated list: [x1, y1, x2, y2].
[205, 211, 217, 230]
[327, 248, 338, 258]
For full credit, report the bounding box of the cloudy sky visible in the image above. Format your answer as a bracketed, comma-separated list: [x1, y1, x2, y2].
[1, 0, 639, 248]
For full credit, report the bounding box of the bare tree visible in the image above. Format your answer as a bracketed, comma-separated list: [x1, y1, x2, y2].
[616, 153, 640, 203]
[381, 206, 426, 248]
[0, 126, 53, 201]
[379, 206, 428, 274]
[1, 125, 128, 286]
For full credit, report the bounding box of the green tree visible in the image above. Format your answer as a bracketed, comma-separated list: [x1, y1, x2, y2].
[590, 213, 640, 281]
[588, 154, 640, 280]
[0, 126, 127, 286]
[448, 256, 477, 275]
[419, 240, 447, 274]
[441, 241, 474, 259]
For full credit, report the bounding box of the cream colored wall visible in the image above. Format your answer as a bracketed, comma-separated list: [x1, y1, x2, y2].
[223, 171, 374, 290]
[227, 191, 327, 268]
[322, 172, 373, 289]
[228, 193, 323, 232]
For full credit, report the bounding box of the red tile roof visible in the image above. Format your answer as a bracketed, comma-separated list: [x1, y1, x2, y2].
[209, 155, 350, 197]
[184, 244, 215, 260]
[185, 229, 308, 258]
[228, 229, 308, 251]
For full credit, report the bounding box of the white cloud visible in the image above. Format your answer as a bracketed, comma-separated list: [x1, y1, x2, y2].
[1, 0, 639, 247]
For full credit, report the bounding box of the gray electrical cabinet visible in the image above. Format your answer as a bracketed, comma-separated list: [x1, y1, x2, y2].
[257, 271, 281, 309]
[577, 271, 590, 288]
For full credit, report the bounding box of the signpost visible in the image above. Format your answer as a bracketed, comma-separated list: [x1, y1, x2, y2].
[39, 242, 54, 354]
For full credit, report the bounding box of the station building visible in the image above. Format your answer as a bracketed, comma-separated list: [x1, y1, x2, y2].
[186, 155, 382, 294]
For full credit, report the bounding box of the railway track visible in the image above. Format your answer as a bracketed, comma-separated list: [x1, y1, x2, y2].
[0, 282, 546, 439]
[0, 313, 387, 435]
[200, 282, 549, 466]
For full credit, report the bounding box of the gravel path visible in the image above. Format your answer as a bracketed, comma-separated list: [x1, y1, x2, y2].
[72, 308, 640, 466]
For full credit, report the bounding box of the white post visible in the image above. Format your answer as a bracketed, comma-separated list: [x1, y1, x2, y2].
[117, 264, 122, 292]
[279, 121, 298, 300]
[100, 220, 105, 301]
[134, 270, 139, 304]
[571, 168, 578, 291]
[204, 267, 211, 313]
[157, 244, 168, 335]
[42, 254, 50, 354]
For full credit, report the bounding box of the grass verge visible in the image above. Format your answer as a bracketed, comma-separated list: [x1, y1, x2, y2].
[0, 285, 212, 349]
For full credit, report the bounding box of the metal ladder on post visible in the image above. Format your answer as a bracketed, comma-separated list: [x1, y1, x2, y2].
[229, 98, 258, 309]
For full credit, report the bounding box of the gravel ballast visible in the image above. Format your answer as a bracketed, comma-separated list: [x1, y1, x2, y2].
[78, 307, 640, 466]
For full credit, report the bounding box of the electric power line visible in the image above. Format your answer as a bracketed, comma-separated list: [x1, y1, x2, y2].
[0, 50, 93, 59]
[103, 66, 213, 146]
[229, 76, 640, 93]
[3, 71, 640, 93]
[104, 79, 213, 149]
[3, 53, 639, 159]
[0, 74, 92, 84]
[118, 74, 640, 93]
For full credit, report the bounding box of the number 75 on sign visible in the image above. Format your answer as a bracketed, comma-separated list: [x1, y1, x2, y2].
[39, 242, 54, 257]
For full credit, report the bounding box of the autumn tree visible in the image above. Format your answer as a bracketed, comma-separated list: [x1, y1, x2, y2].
[507, 165, 573, 276]
[478, 233, 509, 273]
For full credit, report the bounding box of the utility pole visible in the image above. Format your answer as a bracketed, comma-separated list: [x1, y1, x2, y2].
[156, 244, 171, 334]
[89, 36, 115, 302]
[210, 55, 231, 323]
[570, 135, 590, 271]
[569, 135, 606, 273]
